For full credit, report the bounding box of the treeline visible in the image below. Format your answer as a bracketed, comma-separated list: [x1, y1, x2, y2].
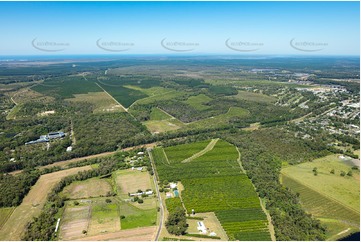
[23, 155, 127, 241]
[0, 171, 40, 207]
[219, 129, 329, 240]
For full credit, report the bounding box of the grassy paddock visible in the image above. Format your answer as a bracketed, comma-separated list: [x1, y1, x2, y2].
[281, 154, 360, 211]
[67, 92, 125, 113]
[143, 119, 185, 134]
[114, 169, 154, 198]
[61, 177, 113, 199]
[0, 166, 92, 241]
[88, 201, 120, 235]
[119, 202, 157, 229]
[184, 94, 213, 111]
[0, 207, 15, 230]
[281, 174, 360, 239]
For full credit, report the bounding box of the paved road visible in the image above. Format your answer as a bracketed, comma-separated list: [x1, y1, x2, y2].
[148, 149, 164, 241]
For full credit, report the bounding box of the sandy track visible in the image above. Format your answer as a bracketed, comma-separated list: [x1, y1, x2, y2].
[76, 226, 157, 241]
[0, 166, 92, 241]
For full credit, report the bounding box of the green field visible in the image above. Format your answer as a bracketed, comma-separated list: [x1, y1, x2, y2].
[281, 154, 360, 239]
[97, 82, 147, 108]
[149, 107, 173, 120]
[143, 119, 184, 133]
[231, 90, 276, 103]
[32, 76, 102, 98]
[89, 201, 120, 235]
[0, 207, 14, 230]
[153, 140, 270, 240]
[164, 140, 211, 163]
[281, 175, 360, 240]
[281, 154, 360, 211]
[143, 108, 185, 133]
[67, 92, 125, 113]
[119, 202, 157, 229]
[184, 94, 212, 111]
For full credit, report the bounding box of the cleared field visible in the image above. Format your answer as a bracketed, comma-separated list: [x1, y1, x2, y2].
[76, 226, 157, 241]
[184, 94, 213, 111]
[143, 119, 184, 134]
[281, 154, 360, 212]
[66, 92, 125, 113]
[125, 86, 172, 97]
[231, 90, 276, 103]
[10, 88, 54, 105]
[119, 202, 157, 230]
[115, 169, 154, 198]
[281, 174, 360, 239]
[61, 178, 113, 199]
[0, 207, 14, 230]
[59, 204, 91, 240]
[150, 107, 173, 120]
[0, 166, 92, 241]
[88, 202, 120, 235]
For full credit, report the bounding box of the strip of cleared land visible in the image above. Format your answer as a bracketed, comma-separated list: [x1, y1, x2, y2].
[0, 166, 92, 240]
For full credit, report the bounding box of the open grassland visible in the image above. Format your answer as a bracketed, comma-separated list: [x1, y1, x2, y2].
[231, 90, 276, 103]
[32, 76, 102, 99]
[150, 107, 173, 120]
[119, 201, 157, 229]
[88, 201, 120, 235]
[153, 140, 271, 240]
[143, 107, 185, 133]
[143, 108, 184, 133]
[61, 178, 113, 199]
[66, 92, 125, 113]
[164, 140, 212, 163]
[281, 174, 360, 240]
[115, 169, 154, 198]
[184, 94, 213, 111]
[0, 166, 92, 241]
[281, 154, 360, 211]
[143, 119, 184, 134]
[0, 207, 15, 230]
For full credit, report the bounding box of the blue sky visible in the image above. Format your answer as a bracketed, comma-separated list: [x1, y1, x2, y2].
[0, 1, 359, 55]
